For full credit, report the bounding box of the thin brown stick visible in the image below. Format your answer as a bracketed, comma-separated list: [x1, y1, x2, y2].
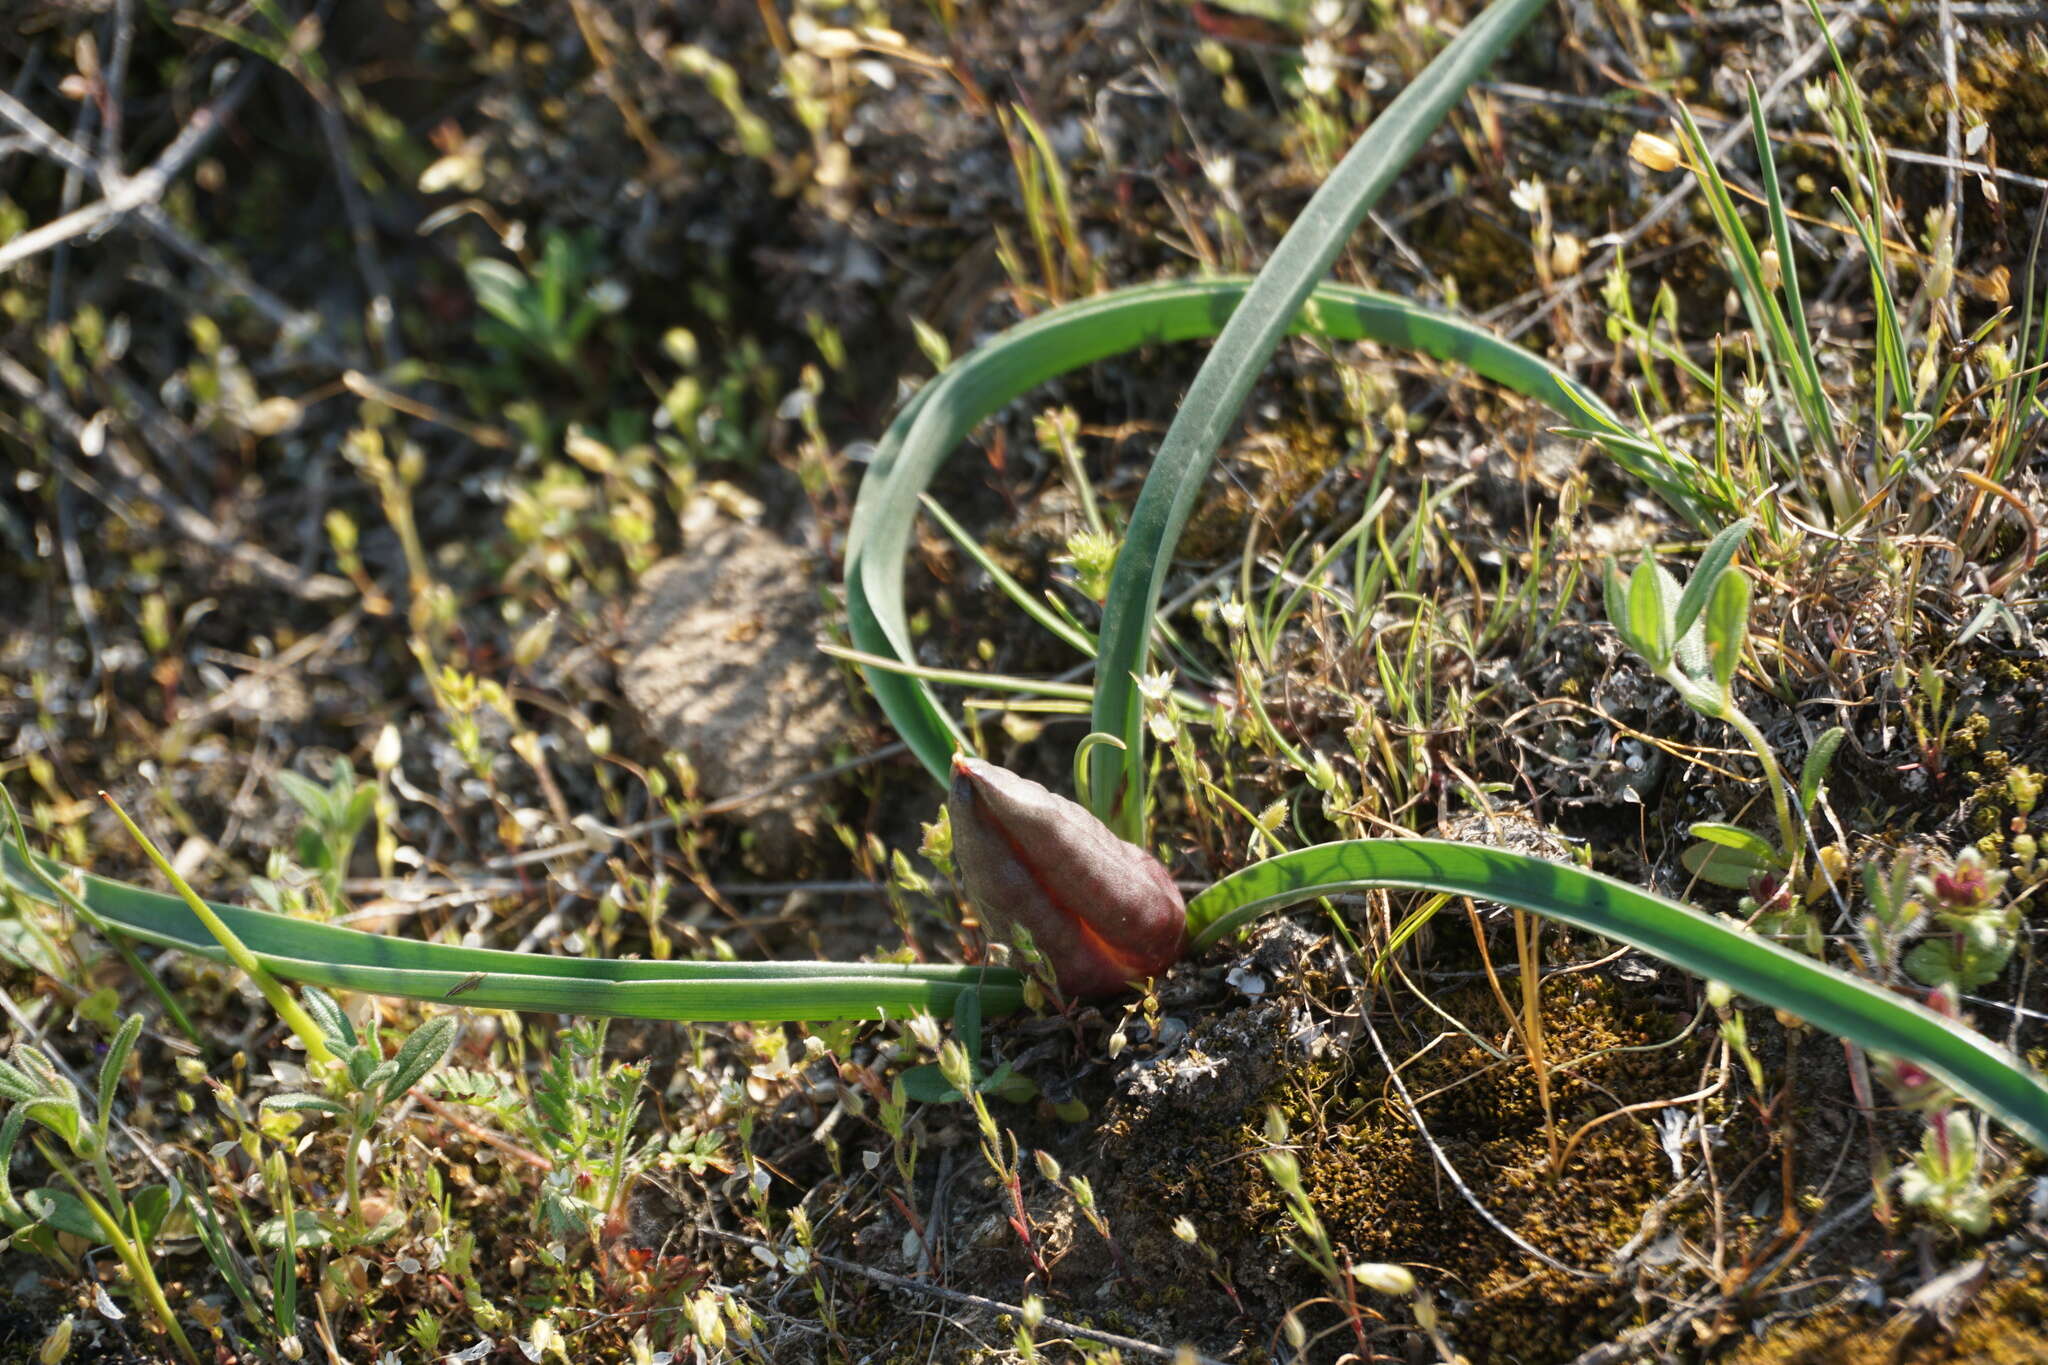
[0, 349, 353, 601]
[0, 83, 351, 369]
[0, 61, 261, 273]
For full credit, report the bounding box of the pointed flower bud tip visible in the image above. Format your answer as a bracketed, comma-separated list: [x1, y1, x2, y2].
[947, 755, 1186, 998]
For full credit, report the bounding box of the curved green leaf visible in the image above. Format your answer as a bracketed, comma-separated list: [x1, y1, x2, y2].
[1184, 838, 2048, 1152]
[0, 844, 1020, 1023]
[1088, 0, 1557, 829]
[845, 278, 1634, 789]
[383, 1015, 460, 1102]
[1705, 569, 1751, 693]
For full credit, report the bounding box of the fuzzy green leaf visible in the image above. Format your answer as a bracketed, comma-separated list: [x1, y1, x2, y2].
[0, 1061, 38, 1105]
[1625, 561, 1674, 667]
[301, 987, 357, 1052]
[897, 1064, 963, 1105]
[273, 770, 336, 828]
[95, 1014, 143, 1128]
[1682, 840, 1774, 890]
[1704, 568, 1751, 693]
[261, 1092, 349, 1117]
[1673, 518, 1753, 637]
[1687, 822, 1780, 863]
[22, 1188, 100, 1240]
[1906, 935, 2014, 991]
[131, 1183, 177, 1248]
[1602, 560, 1631, 646]
[382, 1015, 460, 1103]
[1800, 727, 1846, 814]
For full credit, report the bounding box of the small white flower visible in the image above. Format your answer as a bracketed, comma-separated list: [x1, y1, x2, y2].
[1656, 1108, 1690, 1177]
[1301, 39, 1339, 97]
[1509, 176, 1548, 217]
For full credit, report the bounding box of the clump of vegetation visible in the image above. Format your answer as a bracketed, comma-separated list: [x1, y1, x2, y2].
[2, 0, 2047, 1361]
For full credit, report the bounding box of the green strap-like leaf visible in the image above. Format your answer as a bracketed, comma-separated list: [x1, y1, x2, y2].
[845, 278, 1635, 790]
[0, 844, 1020, 1023]
[1087, 0, 1558, 831]
[1184, 838, 2048, 1152]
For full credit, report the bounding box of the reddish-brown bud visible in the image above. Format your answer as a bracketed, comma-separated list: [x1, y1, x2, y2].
[947, 754, 1186, 998]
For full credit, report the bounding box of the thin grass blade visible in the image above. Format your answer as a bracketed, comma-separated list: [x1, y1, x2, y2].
[916, 495, 1096, 655]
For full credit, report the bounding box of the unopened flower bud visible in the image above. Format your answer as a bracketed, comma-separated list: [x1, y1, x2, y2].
[372, 724, 402, 772]
[1872, 1050, 1954, 1113]
[1630, 131, 1683, 172]
[937, 1041, 973, 1093]
[37, 1316, 71, 1365]
[688, 1292, 726, 1349]
[1351, 1262, 1417, 1296]
[947, 755, 1186, 998]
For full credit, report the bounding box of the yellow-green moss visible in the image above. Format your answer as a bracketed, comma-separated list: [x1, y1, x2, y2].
[1104, 972, 1772, 1363]
[1726, 1262, 2048, 1364]
[1284, 975, 1755, 1360]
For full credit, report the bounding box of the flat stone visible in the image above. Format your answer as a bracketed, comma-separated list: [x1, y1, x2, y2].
[618, 517, 854, 872]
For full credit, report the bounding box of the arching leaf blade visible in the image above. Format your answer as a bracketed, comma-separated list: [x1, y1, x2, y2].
[0, 843, 1020, 1021]
[1087, 0, 1552, 832]
[1184, 838, 2048, 1153]
[845, 279, 1628, 788]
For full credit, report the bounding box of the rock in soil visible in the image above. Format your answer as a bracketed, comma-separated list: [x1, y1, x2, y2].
[619, 516, 854, 872]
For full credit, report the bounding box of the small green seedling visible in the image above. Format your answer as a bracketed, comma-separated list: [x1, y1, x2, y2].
[262, 988, 457, 1234]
